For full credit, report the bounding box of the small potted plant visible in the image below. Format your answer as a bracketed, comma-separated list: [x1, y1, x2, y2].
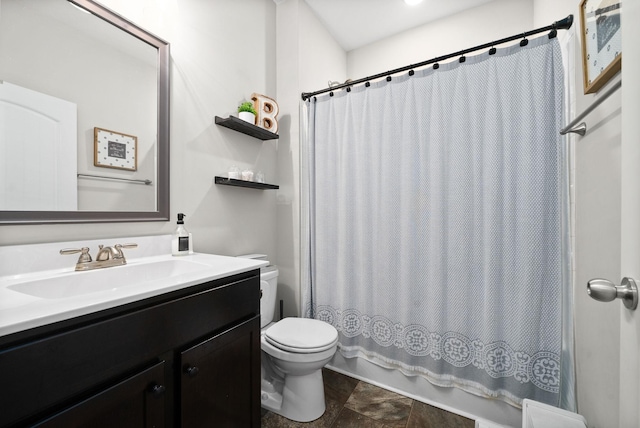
[238, 101, 257, 124]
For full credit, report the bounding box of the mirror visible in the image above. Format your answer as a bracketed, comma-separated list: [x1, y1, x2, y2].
[0, 0, 169, 224]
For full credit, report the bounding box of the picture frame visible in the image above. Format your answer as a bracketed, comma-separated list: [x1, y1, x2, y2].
[579, 0, 622, 94]
[94, 127, 137, 171]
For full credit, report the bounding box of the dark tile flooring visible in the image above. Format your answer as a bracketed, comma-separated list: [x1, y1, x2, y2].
[261, 368, 476, 428]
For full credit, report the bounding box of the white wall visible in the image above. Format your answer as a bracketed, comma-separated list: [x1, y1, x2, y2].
[347, 0, 531, 79]
[275, 0, 346, 318]
[1, 0, 279, 264]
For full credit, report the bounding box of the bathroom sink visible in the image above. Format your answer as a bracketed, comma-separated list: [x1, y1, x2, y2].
[0, 235, 268, 338]
[8, 259, 211, 299]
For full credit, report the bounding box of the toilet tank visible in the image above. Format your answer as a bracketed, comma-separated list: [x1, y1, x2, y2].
[236, 254, 279, 328]
[260, 267, 278, 328]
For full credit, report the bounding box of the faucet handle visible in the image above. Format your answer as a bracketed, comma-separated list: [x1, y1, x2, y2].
[60, 247, 92, 263]
[114, 243, 138, 259]
[118, 243, 138, 249]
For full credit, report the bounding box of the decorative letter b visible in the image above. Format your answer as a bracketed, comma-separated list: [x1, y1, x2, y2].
[252, 93, 279, 134]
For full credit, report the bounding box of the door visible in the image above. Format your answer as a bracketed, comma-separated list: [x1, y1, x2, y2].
[180, 316, 261, 428]
[0, 81, 77, 210]
[619, 0, 640, 424]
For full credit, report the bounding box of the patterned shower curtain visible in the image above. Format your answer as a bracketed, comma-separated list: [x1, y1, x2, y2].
[301, 36, 573, 408]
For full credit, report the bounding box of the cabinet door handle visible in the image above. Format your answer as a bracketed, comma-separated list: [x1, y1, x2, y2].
[185, 366, 199, 377]
[149, 384, 166, 396]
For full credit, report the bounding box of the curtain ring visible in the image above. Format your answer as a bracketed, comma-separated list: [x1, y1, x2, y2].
[520, 32, 529, 47]
[489, 45, 497, 55]
[459, 55, 466, 63]
[408, 70, 415, 76]
[433, 63, 440, 70]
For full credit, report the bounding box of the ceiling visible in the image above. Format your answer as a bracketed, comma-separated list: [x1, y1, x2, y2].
[303, 0, 496, 52]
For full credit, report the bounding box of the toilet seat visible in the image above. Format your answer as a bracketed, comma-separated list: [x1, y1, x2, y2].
[265, 318, 338, 354]
[261, 335, 338, 363]
[265, 336, 338, 353]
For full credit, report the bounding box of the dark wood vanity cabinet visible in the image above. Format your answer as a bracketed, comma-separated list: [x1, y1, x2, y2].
[0, 270, 261, 428]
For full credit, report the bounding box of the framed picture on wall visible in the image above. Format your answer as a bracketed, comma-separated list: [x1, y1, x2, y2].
[94, 127, 137, 171]
[579, 0, 622, 94]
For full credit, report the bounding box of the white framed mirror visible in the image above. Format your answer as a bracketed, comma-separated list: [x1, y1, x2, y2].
[0, 0, 170, 224]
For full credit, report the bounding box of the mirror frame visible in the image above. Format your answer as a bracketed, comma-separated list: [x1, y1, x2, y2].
[0, 0, 170, 224]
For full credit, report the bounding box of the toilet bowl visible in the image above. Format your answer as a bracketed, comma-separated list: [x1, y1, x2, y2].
[261, 318, 338, 422]
[237, 254, 339, 422]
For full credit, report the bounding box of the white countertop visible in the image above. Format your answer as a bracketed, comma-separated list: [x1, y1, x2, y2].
[0, 236, 267, 338]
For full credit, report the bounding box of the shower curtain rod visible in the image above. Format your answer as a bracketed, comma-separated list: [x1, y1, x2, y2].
[301, 15, 573, 101]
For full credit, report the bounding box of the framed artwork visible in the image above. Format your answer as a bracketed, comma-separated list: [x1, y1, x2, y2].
[579, 0, 622, 94]
[94, 127, 137, 171]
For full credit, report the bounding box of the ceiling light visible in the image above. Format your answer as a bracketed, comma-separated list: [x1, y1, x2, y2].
[404, 0, 424, 5]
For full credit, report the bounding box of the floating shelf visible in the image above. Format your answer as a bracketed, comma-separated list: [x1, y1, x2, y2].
[215, 176, 279, 190]
[215, 116, 279, 140]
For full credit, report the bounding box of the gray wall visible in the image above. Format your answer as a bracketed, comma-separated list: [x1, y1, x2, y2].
[275, 0, 347, 319]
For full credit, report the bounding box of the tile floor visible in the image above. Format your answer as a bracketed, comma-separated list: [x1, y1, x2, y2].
[261, 368, 476, 428]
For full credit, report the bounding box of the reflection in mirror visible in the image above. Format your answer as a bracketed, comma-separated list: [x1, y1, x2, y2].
[0, 0, 169, 224]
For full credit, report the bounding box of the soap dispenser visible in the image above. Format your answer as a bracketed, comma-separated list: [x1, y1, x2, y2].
[172, 213, 191, 256]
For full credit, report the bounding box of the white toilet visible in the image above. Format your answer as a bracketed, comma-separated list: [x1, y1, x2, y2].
[239, 254, 339, 422]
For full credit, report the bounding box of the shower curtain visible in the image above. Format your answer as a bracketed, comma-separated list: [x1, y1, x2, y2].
[301, 36, 573, 408]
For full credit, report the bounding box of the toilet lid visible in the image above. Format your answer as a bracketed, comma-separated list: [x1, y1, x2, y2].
[265, 318, 338, 353]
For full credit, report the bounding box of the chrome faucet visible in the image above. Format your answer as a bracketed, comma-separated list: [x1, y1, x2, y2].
[60, 243, 138, 271]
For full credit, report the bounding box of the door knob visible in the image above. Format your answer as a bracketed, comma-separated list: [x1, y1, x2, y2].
[587, 277, 638, 310]
[185, 365, 199, 377]
[149, 384, 166, 397]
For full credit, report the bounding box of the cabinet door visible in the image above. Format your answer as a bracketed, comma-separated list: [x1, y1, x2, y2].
[34, 361, 166, 428]
[180, 316, 260, 428]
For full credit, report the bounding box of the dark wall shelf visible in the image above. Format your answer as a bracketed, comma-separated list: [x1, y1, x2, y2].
[215, 116, 279, 140]
[215, 176, 279, 190]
